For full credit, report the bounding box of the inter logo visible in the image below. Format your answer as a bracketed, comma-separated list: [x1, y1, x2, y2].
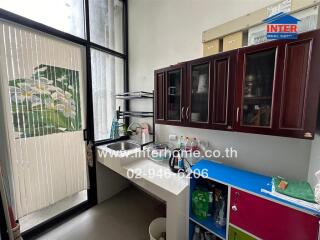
[263, 12, 300, 40]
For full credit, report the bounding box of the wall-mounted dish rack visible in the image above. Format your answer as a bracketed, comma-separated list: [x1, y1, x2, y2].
[116, 91, 155, 149]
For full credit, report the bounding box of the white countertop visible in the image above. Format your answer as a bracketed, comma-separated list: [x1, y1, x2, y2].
[123, 159, 189, 196]
[96, 144, 189, 240]
[96, 145, 189, 197]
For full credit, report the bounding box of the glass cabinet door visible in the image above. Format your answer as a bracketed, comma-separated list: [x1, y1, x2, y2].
[167, 69, 182, 121]
[241, 48, 276, 127]
[190, 63, 210, 123]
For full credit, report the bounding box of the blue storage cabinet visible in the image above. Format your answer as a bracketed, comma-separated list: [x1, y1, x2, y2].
[189, 165, 228, 240]
[189, 160, 320, 240]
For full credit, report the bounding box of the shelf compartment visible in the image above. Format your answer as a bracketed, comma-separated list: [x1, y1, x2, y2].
[189, 215, 226, 240]
[189, 174, 228, 240]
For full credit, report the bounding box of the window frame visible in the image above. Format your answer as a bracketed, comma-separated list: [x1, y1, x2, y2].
[0, 0, 128, 238]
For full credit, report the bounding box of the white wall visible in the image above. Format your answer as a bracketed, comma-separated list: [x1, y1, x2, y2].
[157, 125, 311, 180]
[128, 0, 313, 180]
[129, 0, 280, 92]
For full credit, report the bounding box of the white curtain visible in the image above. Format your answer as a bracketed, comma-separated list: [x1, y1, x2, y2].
[90, 0, 124, 141]
[0, 20, 88, 218]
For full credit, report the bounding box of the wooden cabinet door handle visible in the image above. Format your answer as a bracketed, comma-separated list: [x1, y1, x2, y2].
[181, 106, 184, 120]
[236, 107, 240, 123]
[186, 106, 190, 120]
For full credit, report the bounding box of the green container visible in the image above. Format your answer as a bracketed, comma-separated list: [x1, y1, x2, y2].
[228, 226, 256, 240]
[191, 189, 210, 220]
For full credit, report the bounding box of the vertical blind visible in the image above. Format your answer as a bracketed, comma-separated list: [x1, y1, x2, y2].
[0, 20, 88, 218]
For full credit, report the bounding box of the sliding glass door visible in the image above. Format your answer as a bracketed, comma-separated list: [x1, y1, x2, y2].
[0, 21, 88, 232]
[0, 0, 128, 237]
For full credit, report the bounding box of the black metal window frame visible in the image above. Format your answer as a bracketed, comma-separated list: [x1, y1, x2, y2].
[0, 0, 129, 239]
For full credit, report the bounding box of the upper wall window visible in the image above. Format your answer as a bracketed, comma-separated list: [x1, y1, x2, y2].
[89, 0, 124, 53]
[0, 0, 85, 38]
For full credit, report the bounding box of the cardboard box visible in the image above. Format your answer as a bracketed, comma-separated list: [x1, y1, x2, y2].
[223, 32, 243, 51]
[203, 39, 220, 56]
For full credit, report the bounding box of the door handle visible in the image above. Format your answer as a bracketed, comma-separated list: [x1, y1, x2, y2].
[232, 191, 240, 212]
[186, 106, 190, 120]
[232, 205, 238, 212]
[236, 107, 240, 123]
[181, 107, 184, 120]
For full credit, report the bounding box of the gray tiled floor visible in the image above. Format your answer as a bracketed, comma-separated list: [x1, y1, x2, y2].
[20, 190, 87, 232]
[34, 187, 165, 240]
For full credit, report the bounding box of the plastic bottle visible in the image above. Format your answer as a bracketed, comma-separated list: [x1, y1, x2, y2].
[191, 137, 199, 151]
[179, 136, 185, 149]
[185, 137, 191, 151]
[207, 191, 213, 217]
[207, 181, 215, 217]
[192, 226, 202, 240]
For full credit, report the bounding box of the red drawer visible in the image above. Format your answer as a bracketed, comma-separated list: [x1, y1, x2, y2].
[230, 188, 319, 240]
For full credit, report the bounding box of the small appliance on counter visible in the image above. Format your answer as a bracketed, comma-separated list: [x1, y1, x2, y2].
[169, 148, 191, 173]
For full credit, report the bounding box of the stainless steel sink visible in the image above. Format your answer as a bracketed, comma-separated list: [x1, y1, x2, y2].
[106, 141, 140, 151]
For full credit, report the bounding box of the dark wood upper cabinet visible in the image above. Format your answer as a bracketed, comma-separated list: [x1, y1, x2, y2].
[154, 30, 320, 139]
[211, 51, 237, 130]
[276, 30, 320, 139]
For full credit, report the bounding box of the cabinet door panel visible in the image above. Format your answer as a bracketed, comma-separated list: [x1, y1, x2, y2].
[190, 63, 210, 123]
[241, 49, 276, 127]
[213, 58, 228, 124]
[212, 52, 236, 130]
[230, 188, 319, 240]
[235, 41, 283, 136]
[276, 30, 320, 139]
[185, 58, 212, 128]
[155, 64, 186, 126]
[164, 64, 186, 125]
[280, 40, 311, 130]
[155, 72, 165, 122]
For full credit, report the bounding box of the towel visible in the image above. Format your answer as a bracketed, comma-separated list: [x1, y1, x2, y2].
[272, 177, 315, 203]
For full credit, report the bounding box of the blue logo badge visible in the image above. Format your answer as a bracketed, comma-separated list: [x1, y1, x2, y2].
[263, 12, 300, 40]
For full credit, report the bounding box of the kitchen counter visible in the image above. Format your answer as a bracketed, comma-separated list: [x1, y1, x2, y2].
[96, 145, 189, 240]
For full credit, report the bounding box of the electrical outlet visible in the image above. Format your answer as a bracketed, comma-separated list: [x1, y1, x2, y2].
[169, 134, 178, 141]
